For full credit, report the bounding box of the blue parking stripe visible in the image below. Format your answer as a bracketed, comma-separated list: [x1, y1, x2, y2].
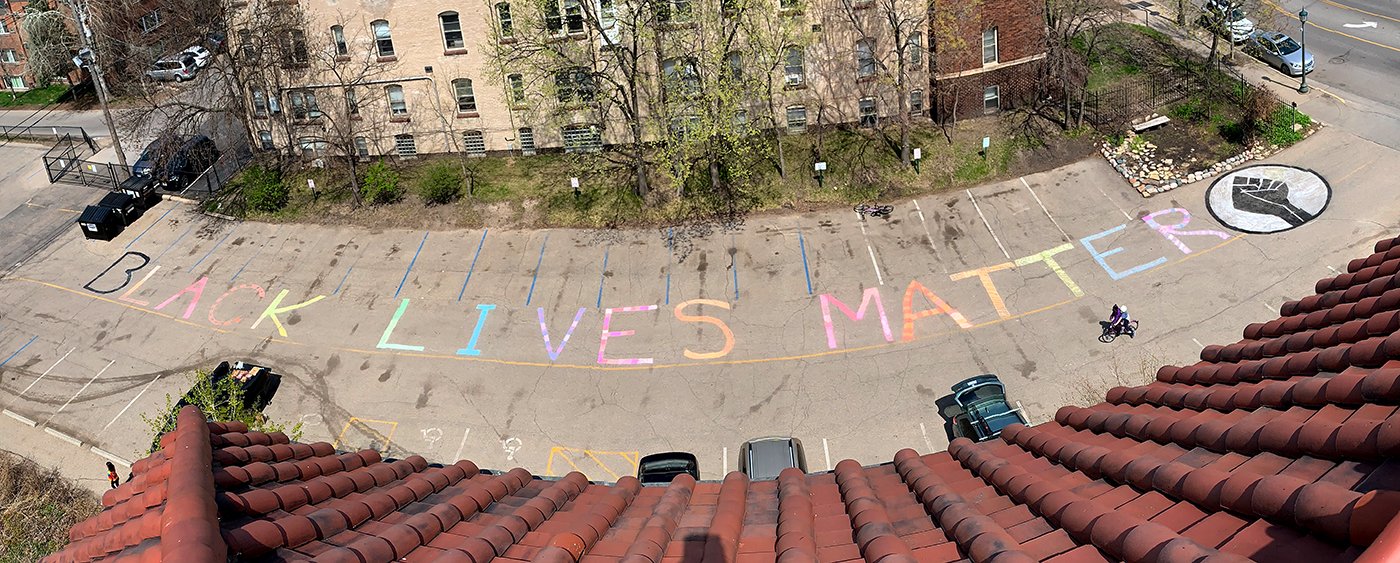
[394, 232, 429, 298]
[0, 335, 37, 367]
[189, 224, 237, 273]
[154, 222, 196, 262]
[596, 245, 610, 308]
[333, 266, 354, 295]
[524, 234, 549, 306]
[457, 229, 488, 302]
[799, 230, 813, 295]
[231, 225, 281, 281]
[125, 207, 173, 249]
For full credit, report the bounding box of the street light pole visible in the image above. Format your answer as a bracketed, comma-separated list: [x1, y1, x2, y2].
[71, 0, 128, 169]
[1298, 8, 1310, 93]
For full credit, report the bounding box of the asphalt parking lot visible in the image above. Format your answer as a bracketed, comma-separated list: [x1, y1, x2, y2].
[1, 126, 1397, 482]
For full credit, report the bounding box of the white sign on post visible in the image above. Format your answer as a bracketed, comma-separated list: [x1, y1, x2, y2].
[570, 177, 580, 188]
[982, 137, 991, 150]
[913, 148, 922, 160]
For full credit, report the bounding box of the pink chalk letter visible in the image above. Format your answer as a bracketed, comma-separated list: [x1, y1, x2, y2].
[153, 276, 209, 319]
[598, 305, 658, 365]
[819, 287, 893, 350]
[539, 307, 586, 361]
[1142, 208, 1229, 254]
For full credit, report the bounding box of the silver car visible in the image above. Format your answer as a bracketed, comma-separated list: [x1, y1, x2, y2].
[145, 55, 198, 82]
[1247, 31, 1314, 76]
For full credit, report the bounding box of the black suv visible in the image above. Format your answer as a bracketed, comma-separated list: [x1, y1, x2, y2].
[132, 135, 220, 191]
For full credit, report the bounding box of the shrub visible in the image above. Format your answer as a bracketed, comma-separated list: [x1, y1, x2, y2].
[0, 453, 100, 561]
[1258, 105, 1312, 147]
[416, 164, 463, 205]
[240, 165, 288, 213]
[360, 161, 403, 205]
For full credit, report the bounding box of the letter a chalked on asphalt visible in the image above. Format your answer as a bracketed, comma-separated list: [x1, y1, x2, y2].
[1205, 164, 1331, 234]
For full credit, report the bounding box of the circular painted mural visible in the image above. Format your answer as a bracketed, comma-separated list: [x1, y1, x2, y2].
[1205, 164, 1331, 234]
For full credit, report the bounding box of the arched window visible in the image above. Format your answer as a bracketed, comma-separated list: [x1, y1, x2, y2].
[496, 3, 513, 37]
[385, 85, 407, 115]
[371, 20, 394, 57]
[330, 25, 347, 56]
[783, 46, 804, 86]
[452, 78, 477, 113]
[439, 12, 464, 50]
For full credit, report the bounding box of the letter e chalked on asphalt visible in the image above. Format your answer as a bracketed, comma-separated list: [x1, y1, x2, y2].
[1205, 164, 1330, 234]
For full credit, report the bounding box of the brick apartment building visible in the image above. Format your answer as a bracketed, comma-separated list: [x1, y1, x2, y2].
[237, 0, 1045, 157]
[0, 1, 36, 92]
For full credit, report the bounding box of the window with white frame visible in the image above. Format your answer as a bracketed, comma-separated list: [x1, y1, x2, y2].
[1, 50, 18, 63]
[440, 12, 465, 50]
[386, 85, 407, 115]
[251, 87, 269, 117]
[983, 85, 1000, 111]
[453, 78, 477, 113]
[372, 20, 395, 57]
[268, 92, 281, 115]
[496, 2, 514, 37]
[662, 57, 699, 97]
[785, 105, 806, 132]
[565, 0, 584, 33]
[330, 25, 347, 56]
[463, 131, 486, 156]
[909, 89, 924, 116]
[344, 88, 358, 116]
[600, 0, 616, 30]
[394, 134, 417, 156]
[508, 74, 525, 103]
[856, 39, 875, 78]
[544, 0, 584, 35]
[0, 20, 11, 34]
[354, 136, 370, 157]
[909, 32, 923, 67]
[288, 89, 320, 119]
[859, 97, 877, 128]
[562, 124, 602, 153]
[982, 27, 998, 65]
[139, 10, 161, 33]
[258, 130, 274, 150]
[518, 127, 536, 154]
[784, 46, 804, 87]
[298, 137, 327, 157]
[5, 76, 22, 89]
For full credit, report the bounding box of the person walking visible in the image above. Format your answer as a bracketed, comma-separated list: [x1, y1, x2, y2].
[106, 461, 120, 489]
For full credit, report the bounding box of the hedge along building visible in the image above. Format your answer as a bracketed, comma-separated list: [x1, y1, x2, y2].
[228, 0, 1045, 160]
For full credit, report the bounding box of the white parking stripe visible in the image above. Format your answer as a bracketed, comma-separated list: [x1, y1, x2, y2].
[45, 359, 115, 425]
[823, 438, 832, 471]
[1020, 177, 1071, 242]
[910, 200, 942, 262]
[452, 427, 471, 462]
[15, 347, 74, 401]
[102, 374, 162, 433]
[966, 189, 1011, 260]
[1093, 183, 1134, 221]
[919, 422, 935, 452]
[855, 213, 886, 286]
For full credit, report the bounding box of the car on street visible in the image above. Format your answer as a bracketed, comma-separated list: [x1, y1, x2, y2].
[946, 374, 1028, 442]
[145, 54, 198, 82]
[637, 452, 700, 484]
[181, 45, 213, 68]
[1246, 30, 1314, 76]
[1200, 0, 1256, 43]
[739, 437, 807, 480]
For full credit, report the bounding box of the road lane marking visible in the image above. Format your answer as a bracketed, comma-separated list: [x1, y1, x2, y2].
[45, 359, 115, 425]
[1021, 177, 1071, 242]
[1321, 0, 1400, 24]
[966, 189, 1011, 260]
[1264, 0, 1400, 53]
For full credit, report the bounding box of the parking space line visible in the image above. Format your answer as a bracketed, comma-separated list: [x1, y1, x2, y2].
[333, 267, 354, 295]
[452, 428, 471, 461]
[910, 200, 942, 261]
[596, 245, 610, 308]
[798, 230, 813, 295]
[14, 346, 74, 401]
[154, 222, 196, 262]
[823, 438, 832, 471]
[1192, 338, 1206, 349]
[44, 359, 115, 425]
[1020, 177, 1071, 242]
[919, 422, 935, 452]
[1092, 183, 1134, 221]
[856, 213, 886, 286]
[525, 235, 549, 306]
[0, 335, 36, 367]
[124, 207, 173, 250]
[101, 374, 161, 433]
[722, 446, 728, 473]
[457, 229, 488, 302]
[189, 224, 237, 273]
[966, 189, 1011, 260]
[394, 232, 429, 299]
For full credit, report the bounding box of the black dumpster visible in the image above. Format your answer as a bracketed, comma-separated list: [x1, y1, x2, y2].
[116, 175, 158, 208]
[77, 205, 123, 240]
[98, 192, 139, 225]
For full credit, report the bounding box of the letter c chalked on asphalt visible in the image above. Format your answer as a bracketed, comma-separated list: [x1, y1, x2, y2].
[1205, 164, 1330, 234]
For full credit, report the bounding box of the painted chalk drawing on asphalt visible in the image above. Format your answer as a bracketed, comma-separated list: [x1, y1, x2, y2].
[1206, 164, 1331, 234]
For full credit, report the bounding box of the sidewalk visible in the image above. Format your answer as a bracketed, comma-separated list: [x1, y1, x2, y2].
[1, 408, 129, 497]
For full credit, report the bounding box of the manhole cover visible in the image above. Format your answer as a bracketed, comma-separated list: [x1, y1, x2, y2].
[1205, 164, 1330, 234]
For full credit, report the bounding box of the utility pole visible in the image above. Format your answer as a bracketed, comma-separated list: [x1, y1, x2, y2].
[70, 0, 127, 168]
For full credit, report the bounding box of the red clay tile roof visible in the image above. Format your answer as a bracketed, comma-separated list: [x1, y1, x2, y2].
[43, 235, 1400, 563]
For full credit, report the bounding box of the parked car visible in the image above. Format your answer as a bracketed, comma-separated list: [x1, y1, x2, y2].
[181, 45, 213, 68]
[637, 452, 700, 484]
[132, 135, 220, 191]
[739, 437, 807, 480]
[1246, 30, 1314, 76]
[204, 31, 228, 52]
[1201, 0, 1256, 43]
[175, 360, 282, 411]
[946, 375, 1028, 442]
[145, 54, 198, 82]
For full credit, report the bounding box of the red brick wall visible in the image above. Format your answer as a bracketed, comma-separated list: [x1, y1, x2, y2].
[927, 0, 1046, 119]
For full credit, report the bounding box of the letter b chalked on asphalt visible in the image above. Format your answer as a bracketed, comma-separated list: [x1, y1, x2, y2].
[1206, 164, 1330, 234]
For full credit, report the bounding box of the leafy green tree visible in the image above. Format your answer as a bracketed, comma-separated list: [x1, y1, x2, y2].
[416, 164, 463, 205]
[141, 371, 302, 455]
[360, 161, 403, 204]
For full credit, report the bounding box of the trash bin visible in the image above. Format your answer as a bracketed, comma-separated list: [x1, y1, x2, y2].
[98, 192, 139, 225]
[77, 205, 123, 240]
[116, 175, 158, 209]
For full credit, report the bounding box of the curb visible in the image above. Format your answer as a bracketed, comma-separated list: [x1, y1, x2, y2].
[2, 409, 36, 427]
[90, 447, 132, 467]
[162, 194, 201, 205]
[43, 426, 83, 447]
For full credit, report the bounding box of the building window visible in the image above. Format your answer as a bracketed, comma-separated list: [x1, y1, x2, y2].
[983, 85, 1000, 111]
[784, 46, 804, 87]
[859, 98, 876, 128]
[733, 109, 747, 127]
[779, 0, 798, 10]
[453, 78, 477, 113]
[562, 124, 602, 153]
[662, 57, 699, 97]
[909, 32, 923, 67]
[497, 2, 514, 37]
[600, 0, 616, 29]
[982, 27, 998, 65]
[268, 92, 281, 115]
[856, 39, 875, 78]
[281, 30, 308, 65]
[330, 25, 348, 56]
[395, 134, 417, 156]
[238, 29, 256, 59]
[518, 127, 536, 154]
[463, 130, 486, 156]
[386, 85, 407, 115]
[298, 137, 327, 157]
[909, 89, 924, 116]
[785, 105, 806, 132]
[0, 20, 11, 34]
[4, 76, 22, 89]
[657, 0, 692, 22]
[354, 136, 370, 157]
[566, 0, 585, 33]
[544, 0, 584, 35]
[139, 10, 161, 33]
[288, 89, 320, 119]
[1, 50, 19, 63]
[555, 67, 595, 103]
[507, 74, 525, 103]
[440, 12, 465, 50]
[726, 52, 742, 81]
[258, 130, 274, 150]
[251, 87, 268, 117]
[372, 20, 395, 58]
[344, 89, 358, 116]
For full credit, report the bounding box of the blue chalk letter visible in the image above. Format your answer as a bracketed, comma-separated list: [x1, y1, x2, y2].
[457, 304, 497, 356]
[1080, 224, 1166, 281]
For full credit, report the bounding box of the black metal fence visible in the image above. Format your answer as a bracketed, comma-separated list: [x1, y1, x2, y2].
[1067, 51, 1259, 130]
[4, 123, 98, 150]
[42, 134, 127, 189]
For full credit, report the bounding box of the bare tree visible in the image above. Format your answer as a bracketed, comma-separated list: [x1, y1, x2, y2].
[833, 0, 928, 164]
[20, 0, 77, 88]
[1043, 0, 1114, 127]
